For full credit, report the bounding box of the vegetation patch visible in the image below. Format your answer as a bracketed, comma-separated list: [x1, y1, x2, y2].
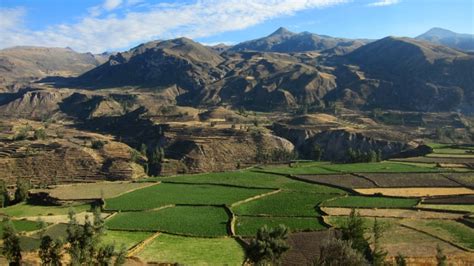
[233, 192, 337, 217]
[235, 216, 326, 237]
[150, 170, 345, 194]
[423, 195, 474, 205]
[354, 187, 473, 197]
[320, 162, 441, 173]
[0, 203, 90, 218]
[105, 183, 273, 211]
[0, 219, 43, 235]
[260, 162, 339, 175]
[106, 206, 229, 237]
[137, 233, 245, 265]
[321, 207, 463, 219]
[321, 196, 418, 208]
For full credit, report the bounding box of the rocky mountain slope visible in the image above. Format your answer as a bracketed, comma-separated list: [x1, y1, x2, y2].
[0, 46, 107, 91]
[416, 27, 474, 52]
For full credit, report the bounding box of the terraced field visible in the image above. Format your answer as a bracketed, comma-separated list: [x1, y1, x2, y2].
[105, 183, 273, 211]
[235, 216, 326, 237]
[321, 196, 419, 208]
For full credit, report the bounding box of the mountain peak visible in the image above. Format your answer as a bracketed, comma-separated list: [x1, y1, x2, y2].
[419, 27, 457, 38]
[269, 27, 294, 37]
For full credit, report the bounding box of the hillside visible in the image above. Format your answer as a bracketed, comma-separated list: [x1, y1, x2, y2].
[0, 46, 106, 91]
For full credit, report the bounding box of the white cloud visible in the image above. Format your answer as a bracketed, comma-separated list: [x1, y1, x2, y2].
[368, 0, 400, 7]
[103, 0, 123, 11]
[0, 7, 26, 31]
[0, 0, 349, 53]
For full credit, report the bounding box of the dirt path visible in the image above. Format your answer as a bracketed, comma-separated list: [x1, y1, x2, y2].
[127, 231, 161, 257]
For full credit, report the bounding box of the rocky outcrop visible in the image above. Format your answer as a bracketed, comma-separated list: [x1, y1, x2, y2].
[302, 129, 415, 162]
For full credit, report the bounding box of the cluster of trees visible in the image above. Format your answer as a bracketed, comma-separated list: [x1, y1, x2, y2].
[131, 143, 165, 176]
[1, 209, 126, 265]
[346, 148, 382, 163]
[0, 178, 31, 209]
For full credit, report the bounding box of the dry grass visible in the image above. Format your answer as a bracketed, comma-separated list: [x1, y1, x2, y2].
[354, 187, 474, 197]
[31, 182, 154, 200]
[321, 207, 464, 219]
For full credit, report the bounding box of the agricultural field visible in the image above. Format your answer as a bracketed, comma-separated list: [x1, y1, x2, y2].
[0, 219, 43, 235]
[0, 203, 90, 217]
[354, 187, 474, 197]
[235, 216, 326, 237]
[294, 174, 376, 189]
[232, 191, 337, 217]
[321, 207, 464, 219]
[106, 206, 229, 237]
[105, 183, 273, 211]
[100, 230, 152, 251]
[401, 219, 474, 250]
[321, 195, 419, 208]
[423, 195, 474, 204]
[152, 170, 345, 194]
[30, 182, 154, 200]
[358, 172, 461, 187]
[136, 234, 245, 265]
[417, 204, 474, 213]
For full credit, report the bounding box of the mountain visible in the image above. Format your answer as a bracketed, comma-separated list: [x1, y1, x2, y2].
[230, 27, 367, 54]
[332, 36, 474, 112]
[76, 38, 225, 93]
[0, 46, 106, 91]
[416, 27, 474, 51]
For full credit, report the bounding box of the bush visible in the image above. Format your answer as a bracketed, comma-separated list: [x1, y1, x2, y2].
[33, 128, 47, 140]
[91, 140, 105, 149]
[247, 225, 289, 264]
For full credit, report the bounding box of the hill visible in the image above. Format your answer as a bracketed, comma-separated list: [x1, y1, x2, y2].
[416, 27, 474, 51]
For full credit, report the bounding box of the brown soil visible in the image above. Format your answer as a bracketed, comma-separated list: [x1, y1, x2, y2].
[321, 207, 464, 219]
[354, 187, 474, 197]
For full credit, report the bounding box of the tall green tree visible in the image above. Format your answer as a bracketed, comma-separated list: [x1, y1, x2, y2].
[39, 235, 62, 266]
[1, 218, 22, 265]
[395, 253, 407, 266]
[0, 180, 9, 208]
[371, 218, 387, 266]
[14, 178, 30, 203]
[342, 209, 371, 261]
[436, 245, 447, 266]
[247, 225, 290, 265]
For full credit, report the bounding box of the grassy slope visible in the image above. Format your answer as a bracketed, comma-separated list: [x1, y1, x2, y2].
[100, 230, 152, 250]
[106, 206, 229, 237]
[137, 234, 244, 265]
[105, 183, 273, 211]
[232, 191, 337, 217]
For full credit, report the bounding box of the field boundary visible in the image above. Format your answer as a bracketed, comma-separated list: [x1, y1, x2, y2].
[351, 173, 380, 187]
[127, 231, 161, 257]
[224, 205, 236, 236]
[399, 223, 472, 252]
[161, 180, 277, 191]
[230, 189, 282, 207]
[288, 175, 354, 194]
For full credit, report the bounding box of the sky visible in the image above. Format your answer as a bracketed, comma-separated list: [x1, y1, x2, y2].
[0, 0, 472, 53]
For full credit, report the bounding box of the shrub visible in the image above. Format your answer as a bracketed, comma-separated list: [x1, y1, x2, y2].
[33, 128, 47, 140]
[247, 225, 290, 264]
[91, 140, 105, 149]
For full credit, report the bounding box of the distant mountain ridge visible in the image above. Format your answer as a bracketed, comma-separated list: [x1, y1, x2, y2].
[416, 27, 474, 51]
[229, 27, 367, 54]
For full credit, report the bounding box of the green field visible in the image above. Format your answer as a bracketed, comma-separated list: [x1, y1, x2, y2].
[260, 162, 339, 175]
[105, 183, 273, 211]
[235, 216, 326, 237]
[106, 206, 229, 237]
[137, 234, 244, 265]
[404, 220, 474, 250]
[0, 203, 90, 218]
[0, 219, 43, 235]
[101, 230, 152, 250]
[232, 191, 337, 217]
[321, 196, 419, 208]
[151, 170, 345, 194]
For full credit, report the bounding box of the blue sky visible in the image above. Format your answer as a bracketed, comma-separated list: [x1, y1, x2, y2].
[0, 0, 472, 53]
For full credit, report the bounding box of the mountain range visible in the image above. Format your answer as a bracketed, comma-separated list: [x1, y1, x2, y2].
[1, 27, 473, 114]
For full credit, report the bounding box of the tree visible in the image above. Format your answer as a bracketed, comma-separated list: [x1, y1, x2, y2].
[148, 146, 164, 176]
[139, 143, 148, 156]
[1, 218, 22, 265]
[436, 245, 447, 266]
[395, 253, 407, 266]
[311, 144, 323, 161]
[314, 237, 368, 266]
[0, 180, 9, 208]
[371, 218, 387, 266]
[96, 244, 115, 265]
[39, 235, 62, 266]
[114, 246, 127, 266]
[342, 209, 371, 261]
[14, 178, 30, 203]
[247, 225, 290, 265]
